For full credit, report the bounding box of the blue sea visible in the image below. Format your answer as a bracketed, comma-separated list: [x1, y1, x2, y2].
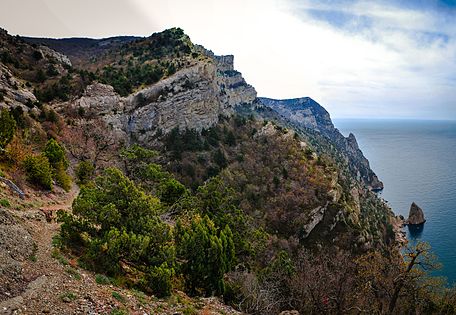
[334, 119, 456, 284]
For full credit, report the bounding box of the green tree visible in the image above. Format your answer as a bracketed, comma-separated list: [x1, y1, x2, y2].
[0, 109, 16, 150]
[75, 161, 95, 185]
[23, 154, 53, 190]
[159, 178, 187, 205]
[44, 138, 68, 169]
[196, 177, 251, 257]
[175, 215, 234, 296]
[59, 168, 175, 294]
[43, 138, 71, 190]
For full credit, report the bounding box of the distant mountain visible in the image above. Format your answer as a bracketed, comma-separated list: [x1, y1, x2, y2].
[258, 97, 384, 191]
[23, 36, 140, 69]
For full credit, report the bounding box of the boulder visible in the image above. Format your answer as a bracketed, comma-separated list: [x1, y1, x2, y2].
[405, 202, 426, 225]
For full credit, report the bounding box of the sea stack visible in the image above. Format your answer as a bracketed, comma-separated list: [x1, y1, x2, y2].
[405, 202, 426, 225]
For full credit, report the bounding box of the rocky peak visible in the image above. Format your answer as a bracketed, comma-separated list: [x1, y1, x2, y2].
[406, 202, 426, 225]
[347, 133, 359, 150]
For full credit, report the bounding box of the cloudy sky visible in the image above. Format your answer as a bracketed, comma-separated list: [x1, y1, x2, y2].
[1, 0, 455, 119]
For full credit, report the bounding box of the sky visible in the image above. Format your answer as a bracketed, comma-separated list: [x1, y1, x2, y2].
[1, 0, 455, 120]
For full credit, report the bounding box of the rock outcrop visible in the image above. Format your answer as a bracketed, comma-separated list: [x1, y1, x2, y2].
[66, 50, 256, 145]
[0, 64, 37, 110]
[258, 97, 383, 191]
[405, 202, 426, 225]
[0, 209, 35, 302]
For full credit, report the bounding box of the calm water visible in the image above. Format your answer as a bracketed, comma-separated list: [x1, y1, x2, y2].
[334, 119, 456, 284]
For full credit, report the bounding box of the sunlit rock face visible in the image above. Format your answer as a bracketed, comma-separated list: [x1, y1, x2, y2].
[68, 48, 256, 145]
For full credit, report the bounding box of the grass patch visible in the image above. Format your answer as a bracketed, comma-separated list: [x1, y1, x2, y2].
[0, 199, 10, 207]
[95, 274, 111, 285]
[51, 248, 68, 265]
[51, 234, 63, 248]
[112, 291, 126, 303]
[131, 289, 147, 305]
[65, 267, 81, 280]
[110, 308, 127, 315]
[112, 291, 125, 303]
[182, 306, 198, 315]
[59, 291, 77, 302]
[28, 243, 38, 262]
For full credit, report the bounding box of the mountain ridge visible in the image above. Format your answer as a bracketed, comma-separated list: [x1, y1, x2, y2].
[258, 96, 384, 190]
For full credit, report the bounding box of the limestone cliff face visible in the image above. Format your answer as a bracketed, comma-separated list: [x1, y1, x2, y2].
[67, 51, 256, 145]
[0, 64, 37, 110]
[258, 97, 383, 191]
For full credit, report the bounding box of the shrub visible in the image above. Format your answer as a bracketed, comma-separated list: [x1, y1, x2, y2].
[224, 130, 236, 146]
[23, 154, 53, 190]
[59, 168, 175, 288]
[35, 69, 46, 83]
[10, 106, 27, 129]
[44, 138, 68, 169]
[0, 109, 16, 150]
[175, 215, 235, 296]
[95, 274, 111, 285]
[32, 50, 43, 60]
[75, 161, 95, 184]
[59, 291, 77, 302]
[159, 178, 187, 205]
[146, 263, 174, 297]
[110, 308, 127, 315]
[65, 267, 81, 280]
[213, 149, 227, 168]
[55, 161, 72, 191]
[43, 139, 71, 190]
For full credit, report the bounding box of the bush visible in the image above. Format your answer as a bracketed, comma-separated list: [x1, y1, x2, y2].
[59, 168, 174, 287]
[159, 178, 187, 205]
[146, 263, 174, 297]
[75, 161, 95, 184]
[0, 109, 16, 150]
[44, 138, 68, 169]
[175, 215, 235, 296]
[213, 148, 227, 168]
[23, 154, 53, 190]
[95, 274, 111, 285]
[43, 139, 71, 191]
[55, 161, 72, 191]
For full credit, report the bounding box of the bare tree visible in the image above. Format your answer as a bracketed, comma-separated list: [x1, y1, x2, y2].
[61, 118, 120, 169]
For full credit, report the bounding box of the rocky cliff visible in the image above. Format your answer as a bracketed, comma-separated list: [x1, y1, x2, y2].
[60, 49, 256, 145]
[258, 97, 384, 190]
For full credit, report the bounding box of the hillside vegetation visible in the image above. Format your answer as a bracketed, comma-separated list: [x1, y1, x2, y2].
[0, 26, 456, 314]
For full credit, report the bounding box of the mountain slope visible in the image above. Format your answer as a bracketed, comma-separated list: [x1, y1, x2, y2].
[258, 97, 384, 191]
[3, 26, 439, 314]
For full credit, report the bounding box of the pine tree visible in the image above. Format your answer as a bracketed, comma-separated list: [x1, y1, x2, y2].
[176, 215, 234, 296]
